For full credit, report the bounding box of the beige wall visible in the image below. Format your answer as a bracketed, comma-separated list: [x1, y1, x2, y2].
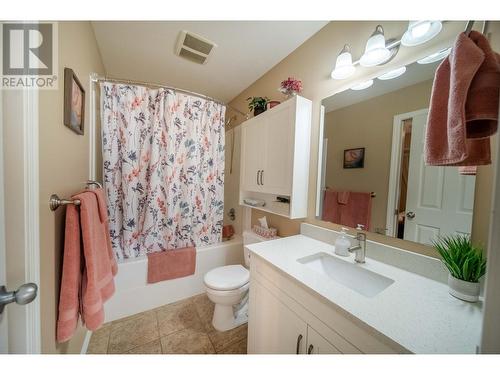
[223, 126, 243, 234]
[39, 21, 105, 354]
[229, 21, 500, 257]
[323, 79, 434, 233]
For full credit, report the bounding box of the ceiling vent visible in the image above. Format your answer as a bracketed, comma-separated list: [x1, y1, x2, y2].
[175, 30, 217, 65]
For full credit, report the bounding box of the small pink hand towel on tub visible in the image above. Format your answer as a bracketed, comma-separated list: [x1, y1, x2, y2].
[147, 247, 196, 283]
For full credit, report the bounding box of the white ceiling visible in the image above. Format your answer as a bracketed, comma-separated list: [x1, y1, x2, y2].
[91, 21, 328, 102]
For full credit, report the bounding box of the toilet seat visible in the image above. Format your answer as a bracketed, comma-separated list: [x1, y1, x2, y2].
[204, 265, 249, 291]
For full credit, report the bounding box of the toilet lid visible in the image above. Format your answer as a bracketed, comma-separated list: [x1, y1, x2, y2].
[204, 265, 250, 291]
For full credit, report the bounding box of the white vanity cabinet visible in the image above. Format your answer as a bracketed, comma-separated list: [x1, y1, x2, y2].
[248, 254, 406, 354]
[239, 95, 312, 219]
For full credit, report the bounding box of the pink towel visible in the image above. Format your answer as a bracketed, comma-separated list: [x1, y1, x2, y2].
[425, 31, 500, 167]
[339, 192, 372, 231]
[56, 188, 117, 342]
[337, 191, 350, 205]
[56, 204, 82, 343]
[459, 166, 477, 175]
[147, 247, 196, 284]
[322, 189, 341, 223]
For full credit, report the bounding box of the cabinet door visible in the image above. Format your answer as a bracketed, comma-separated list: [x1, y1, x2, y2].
[261, 104, 293, 195]
[240, 118, 265, 192]
[250, 280, 307, 354]
[306, 326, 341, 354]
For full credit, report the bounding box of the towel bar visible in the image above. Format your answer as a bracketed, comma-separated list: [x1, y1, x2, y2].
[322, 188, 376, 198]
[49, 180, 103, 211]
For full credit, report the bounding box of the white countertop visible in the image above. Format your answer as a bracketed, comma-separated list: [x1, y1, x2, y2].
[247, 234, 483, 354]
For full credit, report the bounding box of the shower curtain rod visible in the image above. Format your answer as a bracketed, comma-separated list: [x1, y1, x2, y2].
[92, 75, 248, 118]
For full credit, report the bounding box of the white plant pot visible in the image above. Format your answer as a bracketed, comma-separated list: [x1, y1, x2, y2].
[448, 274, 480, 302]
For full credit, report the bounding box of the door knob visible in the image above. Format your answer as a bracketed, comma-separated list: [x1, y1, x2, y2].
[0, 283, 38, 314]
[406, 211, 416, 219]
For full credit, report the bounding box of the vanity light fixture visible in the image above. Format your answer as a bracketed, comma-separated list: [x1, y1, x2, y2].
[360, 25, 391, 67]
[351, 79, 374, 91]
[401, 21, 443, 47]
[331, 44, 356, 80]
[377, 66, 407, 80]
[417, 47, 452, 64]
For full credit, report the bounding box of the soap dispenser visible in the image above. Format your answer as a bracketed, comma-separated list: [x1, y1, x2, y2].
[334, 227, 351, 257]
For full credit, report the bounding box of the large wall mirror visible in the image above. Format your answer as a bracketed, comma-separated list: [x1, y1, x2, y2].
[316, 46, 483, 247]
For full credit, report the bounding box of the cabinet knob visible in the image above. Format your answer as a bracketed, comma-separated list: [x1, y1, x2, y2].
[307, 344, 314, 354]
[260, 170, 264, 185]
[296, 334, 303, 354]
[257, 170, 261, 185]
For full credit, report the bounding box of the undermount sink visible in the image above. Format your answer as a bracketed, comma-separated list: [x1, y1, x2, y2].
[297, 252, 394, 297]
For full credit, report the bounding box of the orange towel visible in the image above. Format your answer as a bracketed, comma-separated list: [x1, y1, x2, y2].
[425, 31, 500, 167]
[56, 188, 117, 342]
[339, 192, 372, 231]
[56, 204, 82, 343]
[322, 189, 341, 223]
[337, 191, 350, 205]
[147, 247, 196, 284]
[459, 166, 477, 175]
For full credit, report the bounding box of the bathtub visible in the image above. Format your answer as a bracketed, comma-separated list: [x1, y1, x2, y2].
[104, 235, 244, 322]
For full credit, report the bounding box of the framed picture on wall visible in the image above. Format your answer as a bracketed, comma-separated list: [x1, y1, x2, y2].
[64, 67, 85, 135]
[343, 147, 365, 169]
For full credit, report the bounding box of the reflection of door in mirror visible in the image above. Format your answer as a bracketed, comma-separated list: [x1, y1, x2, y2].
[388, 109, 476, 245]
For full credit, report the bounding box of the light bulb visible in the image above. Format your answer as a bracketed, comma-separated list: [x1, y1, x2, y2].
[417, 47, 451, 64]
[377, 66, 407, 80]
[331, 45, 356, 80]
[351, 80, 373, 90]
[411, 22, 431, 38]
[401, 21, 442, 47]
[360, 25, 391, 67]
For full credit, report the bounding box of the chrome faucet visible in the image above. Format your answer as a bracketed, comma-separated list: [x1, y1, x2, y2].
[348, 232, 367, 263]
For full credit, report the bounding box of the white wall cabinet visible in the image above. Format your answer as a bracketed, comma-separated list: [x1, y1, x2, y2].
[248, 255, 406, 354]
[239, 96, 312, 219]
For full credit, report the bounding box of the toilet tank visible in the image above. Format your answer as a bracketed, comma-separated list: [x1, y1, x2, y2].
[242, 230, 277, 267]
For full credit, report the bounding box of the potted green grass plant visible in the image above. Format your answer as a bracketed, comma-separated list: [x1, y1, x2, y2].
[433, 235, 486, 302]
[246, 96, 269, 117]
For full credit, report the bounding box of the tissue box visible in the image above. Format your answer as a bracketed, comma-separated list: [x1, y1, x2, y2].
[252, 225, 278, 239]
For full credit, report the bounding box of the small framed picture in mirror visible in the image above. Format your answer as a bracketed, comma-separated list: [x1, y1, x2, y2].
[64, 68, 85, 135]
[343, 147, 365, 169]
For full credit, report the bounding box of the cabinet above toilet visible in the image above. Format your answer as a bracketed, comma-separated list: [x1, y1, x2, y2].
[239, 95, 312, 219]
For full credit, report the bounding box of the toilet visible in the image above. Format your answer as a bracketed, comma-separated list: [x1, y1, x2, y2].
[204, 230, 267, 331]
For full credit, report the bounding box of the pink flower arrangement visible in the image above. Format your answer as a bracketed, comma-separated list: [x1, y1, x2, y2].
[279, 77, 303, 96]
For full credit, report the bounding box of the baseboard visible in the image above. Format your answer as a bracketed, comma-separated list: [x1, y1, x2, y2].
[80, 330, 92, 355]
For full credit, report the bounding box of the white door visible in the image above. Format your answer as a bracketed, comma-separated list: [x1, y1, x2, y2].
[306, 326, 340, 354]
[404, 110, 475, 245]
[0, 88, 40, 353]
[240, 117, 265, 192]
[250, 279, 307, 354]
[261, 104, 293, 195]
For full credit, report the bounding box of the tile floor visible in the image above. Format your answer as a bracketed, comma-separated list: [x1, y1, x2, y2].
[87, 294, 247, 354]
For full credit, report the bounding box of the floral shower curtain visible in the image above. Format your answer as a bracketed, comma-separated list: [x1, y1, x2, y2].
[101, 83, 225, 260]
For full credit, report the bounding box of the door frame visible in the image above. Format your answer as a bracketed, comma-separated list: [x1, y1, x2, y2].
[385, 108, 429, 237]
[23, 87, 41, 353]
[0, 86, 41, 353]
[480, 110, 500, 353]
[315, 105, 325, 218]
